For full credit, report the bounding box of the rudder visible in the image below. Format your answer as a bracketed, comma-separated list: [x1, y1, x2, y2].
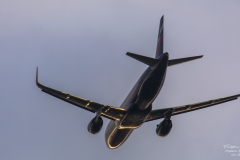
[155, 15, 164, 58]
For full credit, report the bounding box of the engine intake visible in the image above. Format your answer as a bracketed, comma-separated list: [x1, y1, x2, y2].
[87, 116, 103, 134]
[156, 109, 173, 137]
[156, 119, 172, 137]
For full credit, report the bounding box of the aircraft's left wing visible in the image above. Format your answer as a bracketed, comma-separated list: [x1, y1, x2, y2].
[36, 68, 126, 121]
[145, 94, 240, 122]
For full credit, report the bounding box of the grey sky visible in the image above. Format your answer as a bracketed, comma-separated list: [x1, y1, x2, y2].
[1, 0, 240, 160]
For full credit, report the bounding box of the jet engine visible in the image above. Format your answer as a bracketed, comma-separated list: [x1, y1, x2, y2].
[156, 109, 172, 137]
[156, 119, 172, 137]
[87, 116, 103, 134]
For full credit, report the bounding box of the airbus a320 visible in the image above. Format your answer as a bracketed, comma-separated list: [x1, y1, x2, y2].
[36, 16, 240, 149]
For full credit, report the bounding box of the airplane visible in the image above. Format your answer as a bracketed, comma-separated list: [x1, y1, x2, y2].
[36, 15, 240, 149]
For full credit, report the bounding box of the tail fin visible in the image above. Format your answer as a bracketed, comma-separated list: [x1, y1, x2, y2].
[155, 15, 164, 58]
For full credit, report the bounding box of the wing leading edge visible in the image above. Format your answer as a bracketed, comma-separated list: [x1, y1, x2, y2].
[36, 67, 126, 121]
[145, 94, 240, 122]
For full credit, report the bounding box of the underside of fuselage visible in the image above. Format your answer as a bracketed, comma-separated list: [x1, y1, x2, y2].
[105, 53, 169, 149]
[105, 121, 133, 149]
[136, 53, 168, 110]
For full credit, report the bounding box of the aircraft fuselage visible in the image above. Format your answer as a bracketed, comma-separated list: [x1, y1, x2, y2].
[105, 52, 169, 149]
[38, 16, 236, 150]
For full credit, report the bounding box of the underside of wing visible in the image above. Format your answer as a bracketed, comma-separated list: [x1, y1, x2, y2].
[36, 67, 126, 121]
[145, 94, 240, 122]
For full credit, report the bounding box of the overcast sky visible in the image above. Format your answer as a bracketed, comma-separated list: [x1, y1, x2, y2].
[1, 0, 240, 160]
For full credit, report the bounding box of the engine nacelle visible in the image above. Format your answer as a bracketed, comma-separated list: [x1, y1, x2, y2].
[87, 116, 103, 134]
[156, 119, 172, 137]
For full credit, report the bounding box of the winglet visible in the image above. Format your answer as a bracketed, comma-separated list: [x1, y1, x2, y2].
[36, 67, 38, 84]
[36, 67, 43, 89]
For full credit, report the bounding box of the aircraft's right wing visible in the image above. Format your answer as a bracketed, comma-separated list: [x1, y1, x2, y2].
[145, 94, 240, 122]
[36, 68, 126, 121]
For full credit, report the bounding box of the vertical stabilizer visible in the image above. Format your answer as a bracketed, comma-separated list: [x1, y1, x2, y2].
[155, 16, 164, 58]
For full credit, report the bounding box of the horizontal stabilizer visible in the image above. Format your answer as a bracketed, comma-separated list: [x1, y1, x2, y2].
[126, 52, 159, 67]
[168, 55, 203, 67]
